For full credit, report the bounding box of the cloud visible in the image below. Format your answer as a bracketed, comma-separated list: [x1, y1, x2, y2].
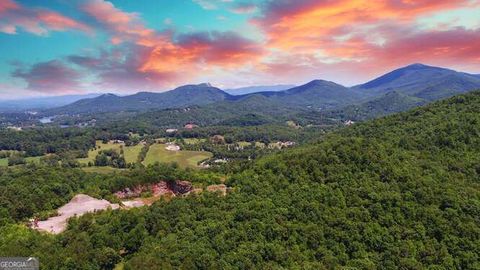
[67, 0, 264, 91]
[12, 60, 83, 93]
[192, 0, 233, 10]
[66, 30, 263, 92]
[230, 2, 258, 14]
[81, 0, 154, 45]
[0, 0, 90, 35]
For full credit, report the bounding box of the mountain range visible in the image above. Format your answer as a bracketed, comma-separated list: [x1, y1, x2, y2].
[42, 63, 480, 117]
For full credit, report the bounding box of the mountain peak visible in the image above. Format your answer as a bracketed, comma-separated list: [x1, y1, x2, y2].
[406, 63, 429, 68]
[99, 93, 118, 98]
[197, 83, 213, 87]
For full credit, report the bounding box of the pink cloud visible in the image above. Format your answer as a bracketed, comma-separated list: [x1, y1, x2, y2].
[0, 0, 91, 35]
[81, 0, 154, 44]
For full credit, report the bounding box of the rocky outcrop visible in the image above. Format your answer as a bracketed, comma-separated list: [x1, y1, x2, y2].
[115, 180, 193, 200]
[168, 180, 193, 195]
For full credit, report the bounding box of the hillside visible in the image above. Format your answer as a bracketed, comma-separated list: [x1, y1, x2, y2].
[356, 63, 480, 100]
[330, 91, 427, 120]
[2, 92, 479, 269]
[46, 83, 232, 114]
[247, 79, 365, 109]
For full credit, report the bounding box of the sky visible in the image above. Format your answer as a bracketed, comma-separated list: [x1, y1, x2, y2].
[0, 0, 479, 99]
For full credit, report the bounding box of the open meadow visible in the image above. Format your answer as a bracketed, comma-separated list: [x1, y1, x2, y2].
[143, 143, 212, 168]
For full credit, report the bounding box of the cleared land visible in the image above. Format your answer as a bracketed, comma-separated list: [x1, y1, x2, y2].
[36, 194, 119, 234]
[143, 143, 212, 168]
[183, 138, 206, 144]
[77, 140, 123, 164]
[123, 143, 143, 163]
[0, 154, 44, 167]
[77, 141, 142, 165]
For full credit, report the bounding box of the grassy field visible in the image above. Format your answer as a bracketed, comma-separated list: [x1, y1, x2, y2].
[25, 156, 42, 164]
[0, 158, 7, 166]
[143, 143, 212, 168]
[183, 138, 206, 144]
[81, 166, 122, 174]
[0, 155, 44, 166]
[123, 143, 144, 164]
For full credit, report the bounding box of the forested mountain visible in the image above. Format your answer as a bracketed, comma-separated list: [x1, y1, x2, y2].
[329, 91, 427, 120]
[356, 63, 480, 100]
[244, 80, 365, 109]
[37, 64, 480, 119]
[1, 92, 479, 269]
[46, 83, 232, 114]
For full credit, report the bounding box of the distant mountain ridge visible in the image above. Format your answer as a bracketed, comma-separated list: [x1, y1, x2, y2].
[46, 83, 232, 114]
[225, 84, 295, 95]
[0, 93, 101, 112]
[355, 63, 480, 100]
[40, 63, 480, 116]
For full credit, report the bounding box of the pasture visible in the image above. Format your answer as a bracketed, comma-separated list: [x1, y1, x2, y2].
[143, 143, 212, 168]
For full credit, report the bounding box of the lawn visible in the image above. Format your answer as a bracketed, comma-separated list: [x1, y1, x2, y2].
[123, 143, 144, 164]
[0, 158, 7, 166]
[0, 155, 43, 166]
[143, 143, 212, 168]
[183, 138, 206, 144]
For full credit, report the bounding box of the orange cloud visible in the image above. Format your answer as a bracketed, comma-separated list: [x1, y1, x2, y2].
[256, 0, 476, 52]
[76, 0, 264, 90]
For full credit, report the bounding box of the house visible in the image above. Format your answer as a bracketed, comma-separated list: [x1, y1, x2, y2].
[280, 141, 296, 148]
[7, 126, 22, 131]
[344, 120, 355, 126]
[166, 128, 178, 133]
[184, 124, 198, 130]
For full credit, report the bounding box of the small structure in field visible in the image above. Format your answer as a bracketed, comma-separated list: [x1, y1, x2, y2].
[344, 120, 355, 126]
[166, 128, 178, 133]
[7, 126, 22, 131]
[184, 123, 198, 130]
[280, 141, 295, 148]
[110, 139, 124, 144]
[270, 141, 296, 149]
[165, 142, 180, 151]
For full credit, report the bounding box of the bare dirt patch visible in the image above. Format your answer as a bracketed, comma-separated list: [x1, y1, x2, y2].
[35, 194, 119, 234]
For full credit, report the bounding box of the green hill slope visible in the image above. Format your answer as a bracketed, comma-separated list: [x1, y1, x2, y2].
[2, 92, 479, 269]
[330, 91, 427, 120]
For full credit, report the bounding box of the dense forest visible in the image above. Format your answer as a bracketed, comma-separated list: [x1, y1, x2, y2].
[0, 92, 478, 269]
